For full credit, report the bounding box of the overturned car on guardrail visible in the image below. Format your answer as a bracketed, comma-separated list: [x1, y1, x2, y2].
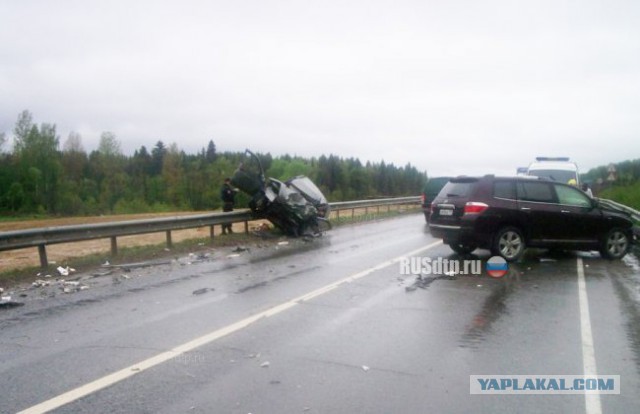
[231, 150, 331, 237]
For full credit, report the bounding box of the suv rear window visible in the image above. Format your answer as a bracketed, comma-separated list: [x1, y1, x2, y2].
[517, 182, 555, 203]
[439, 181, 475, 198]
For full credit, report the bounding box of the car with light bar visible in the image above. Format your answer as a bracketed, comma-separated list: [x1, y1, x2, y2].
[526, 156, 580, 186]
[428, 175, 636, 261]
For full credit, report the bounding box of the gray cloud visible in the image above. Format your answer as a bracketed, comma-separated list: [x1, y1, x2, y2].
[2, 0, 639, 177]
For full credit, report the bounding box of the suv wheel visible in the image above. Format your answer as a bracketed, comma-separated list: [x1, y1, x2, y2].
[449, 243, 477, 255]
[493, 227, 525, 262]
[600, 228, 630, 260]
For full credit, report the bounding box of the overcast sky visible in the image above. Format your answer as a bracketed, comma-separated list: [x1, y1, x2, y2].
[1, 0, 639, 177]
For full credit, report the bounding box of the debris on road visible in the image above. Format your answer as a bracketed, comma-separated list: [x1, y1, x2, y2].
[260, 361, 270, 368]
[57, 266, 76, 276]
[61, 280, 89, 294]
[102, 259, 173, 269]
[192, 288, 214, 295]
[32, 279, 51, 288]
[232, 246, 250, 253]
[362, 365, 370, 372]
[277, 241, 289, 246]
[0, 297, 24, 309]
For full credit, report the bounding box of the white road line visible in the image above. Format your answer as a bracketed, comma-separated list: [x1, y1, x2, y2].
[18, 240, 443, 414]
[577, 257, 603, 414]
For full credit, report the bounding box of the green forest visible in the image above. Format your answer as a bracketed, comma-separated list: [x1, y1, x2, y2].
[0, 110, 427, 217]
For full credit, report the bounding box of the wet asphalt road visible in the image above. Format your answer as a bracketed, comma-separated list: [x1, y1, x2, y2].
[2, 213, 640, 414]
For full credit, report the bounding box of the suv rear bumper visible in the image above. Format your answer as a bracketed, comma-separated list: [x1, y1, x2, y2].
[429, 223, 493, 249]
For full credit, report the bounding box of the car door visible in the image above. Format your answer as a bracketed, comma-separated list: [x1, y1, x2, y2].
[552, 184, 603, 244]
[516, 181, 564, 243]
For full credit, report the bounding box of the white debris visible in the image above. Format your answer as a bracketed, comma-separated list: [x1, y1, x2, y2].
[1, 295, 11, 301]
[226, 254, 240, 258]
[56, 266, 75, 276]
[362, 365, 370, 372]
[32, 280, 51, 288]
[60, 280, 88, 293]
[277, 241, 289, 246]
[0, 287, 4, 294]
[260, 361, 270, 368]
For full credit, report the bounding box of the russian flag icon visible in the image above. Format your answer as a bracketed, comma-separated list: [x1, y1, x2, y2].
[486, 256, 508, 278]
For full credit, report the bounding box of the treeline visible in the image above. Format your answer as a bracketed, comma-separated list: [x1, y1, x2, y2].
[0, 110, 427, 216]
[582, 158, 640, 186]
[583, 158, 640, 209]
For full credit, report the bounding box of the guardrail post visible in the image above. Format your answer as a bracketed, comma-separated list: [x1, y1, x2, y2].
[209, 225, 215, 240]
[110, 237, 118, 256]
[38, 245, 48, 268]
[166, 231, 172, 248]
[244, 221, 249, 234]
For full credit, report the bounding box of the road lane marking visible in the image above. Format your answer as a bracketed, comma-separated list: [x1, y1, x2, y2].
[577, 257, 603, 414]
[18, 240, 443, 414]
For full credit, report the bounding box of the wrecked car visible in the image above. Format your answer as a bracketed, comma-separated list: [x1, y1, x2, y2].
[231, 149, 331, 237]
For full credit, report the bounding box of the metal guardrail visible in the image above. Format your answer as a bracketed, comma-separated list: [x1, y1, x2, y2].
[596, 198, 640, 222]
[0, 197, 421, 268]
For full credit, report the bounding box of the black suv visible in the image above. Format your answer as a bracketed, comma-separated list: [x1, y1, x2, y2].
[428, 175, 636, 261]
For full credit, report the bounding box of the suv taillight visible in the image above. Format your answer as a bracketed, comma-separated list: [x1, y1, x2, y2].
[464, 202, 489, 215]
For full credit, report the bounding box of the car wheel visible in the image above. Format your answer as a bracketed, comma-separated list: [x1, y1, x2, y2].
[449, 243, 477, 255]
[600, 228, 630, 260]
[493, 227, 525, 262]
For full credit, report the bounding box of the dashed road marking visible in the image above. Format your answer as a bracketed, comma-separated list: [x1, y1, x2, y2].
[577, 257, 603, 414]
[18, 240, 442, 414]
